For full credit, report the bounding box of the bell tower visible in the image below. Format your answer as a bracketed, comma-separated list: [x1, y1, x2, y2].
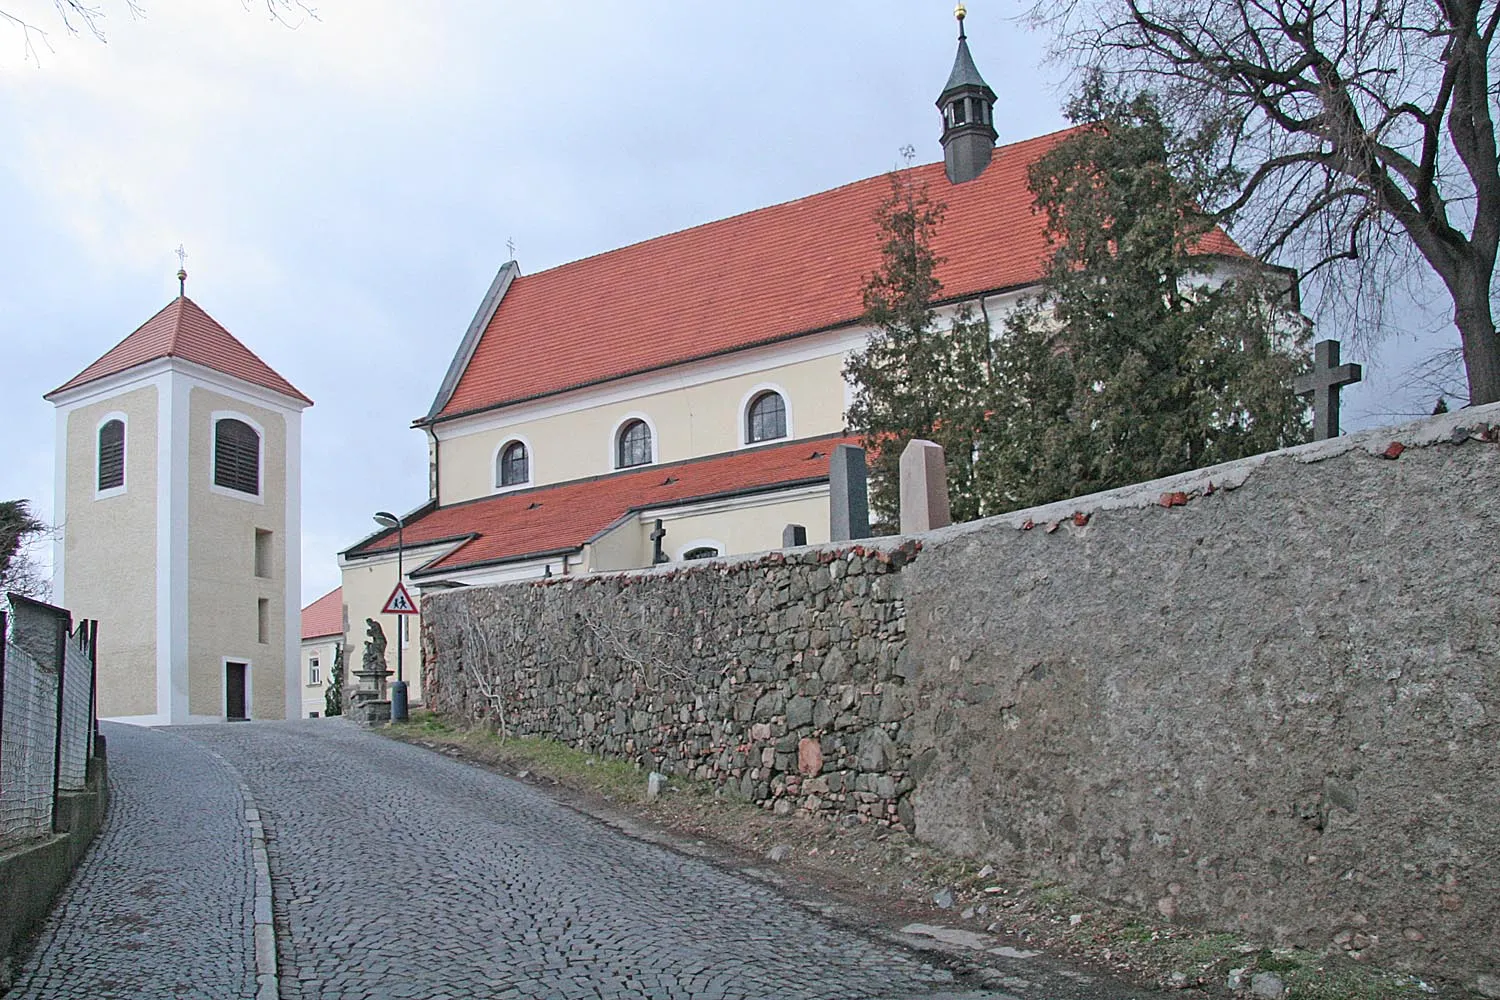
[936, 4, 998, 185]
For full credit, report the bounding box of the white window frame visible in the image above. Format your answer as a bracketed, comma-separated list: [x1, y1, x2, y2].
[209, 410, 266, 504]
[609, 411, 659, 470]
[94, 410, 129, 500]
[308, 654, 321, 686]
[737, 384, 793, 448]
[491, 434, 535, 493]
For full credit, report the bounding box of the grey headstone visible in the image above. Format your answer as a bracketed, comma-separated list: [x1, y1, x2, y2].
[899, 439, 952, 534]
[782, 523, 808, 548]
[829, 444, 871, 541]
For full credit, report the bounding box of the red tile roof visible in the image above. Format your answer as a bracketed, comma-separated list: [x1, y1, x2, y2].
[48, 295, 312, 405]
[435, 129, 1245, 421]
[346, 435, 855, 575]
[301, 587, 344, 640]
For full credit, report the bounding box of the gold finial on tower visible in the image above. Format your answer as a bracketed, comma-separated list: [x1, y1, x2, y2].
[955, 3, 968, 38]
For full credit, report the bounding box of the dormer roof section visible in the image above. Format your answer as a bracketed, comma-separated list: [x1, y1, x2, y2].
[46, 295, 312, 406]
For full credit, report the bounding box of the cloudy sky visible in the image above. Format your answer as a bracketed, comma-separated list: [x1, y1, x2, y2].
[0, 1, 1462, 604]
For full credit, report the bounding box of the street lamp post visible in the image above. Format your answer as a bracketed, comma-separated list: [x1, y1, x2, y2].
[373, 510, 409, 722]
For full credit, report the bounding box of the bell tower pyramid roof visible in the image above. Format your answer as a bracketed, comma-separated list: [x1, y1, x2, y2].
[47, 294, 311, 405]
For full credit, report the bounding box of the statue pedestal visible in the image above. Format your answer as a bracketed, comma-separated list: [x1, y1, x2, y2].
[348, 690, 392, 726]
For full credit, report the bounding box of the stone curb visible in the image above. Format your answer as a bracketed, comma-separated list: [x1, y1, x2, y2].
[161, 732, 280, 1000]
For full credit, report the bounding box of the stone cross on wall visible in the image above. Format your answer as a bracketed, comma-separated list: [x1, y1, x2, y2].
[650, 518, 668, 564]
[1294, 338, 1363, 441]
[899, 439, 952, 534]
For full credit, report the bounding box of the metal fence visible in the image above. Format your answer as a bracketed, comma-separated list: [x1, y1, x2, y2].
[0, 594, 99, 848]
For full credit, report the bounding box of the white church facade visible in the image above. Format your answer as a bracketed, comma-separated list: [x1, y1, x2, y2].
[45, 280, 311, 724]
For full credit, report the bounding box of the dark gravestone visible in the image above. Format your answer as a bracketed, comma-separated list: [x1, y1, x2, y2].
[1294, 339, 1363, 441]
[829, 445, 871, 541]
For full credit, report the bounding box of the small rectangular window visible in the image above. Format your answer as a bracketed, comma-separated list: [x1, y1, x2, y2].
[257, 598, 270, 644]
[309, 655, 320, 685]
[309, 711, 319, 719]
[254, 529, 273, 578]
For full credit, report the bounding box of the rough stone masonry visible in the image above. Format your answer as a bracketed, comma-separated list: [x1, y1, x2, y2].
[424, 540, 924, 830]
[422, 403, 1500, 988]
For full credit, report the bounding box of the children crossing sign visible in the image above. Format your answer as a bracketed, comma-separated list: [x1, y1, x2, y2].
[382, 582, 418, 615]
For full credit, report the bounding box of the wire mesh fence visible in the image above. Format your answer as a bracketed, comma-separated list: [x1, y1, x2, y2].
[0, 638, 59, 845]
[0, 596, 99, 848]
[57, 629, 95, 793]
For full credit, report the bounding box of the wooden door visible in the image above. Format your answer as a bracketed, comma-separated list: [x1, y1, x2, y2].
[226, 662, 248, 721]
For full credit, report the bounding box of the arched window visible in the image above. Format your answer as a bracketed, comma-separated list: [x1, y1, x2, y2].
[616, 419, 652, 468]
[683, 546, 720, 560]
[746, 391, 787, 443]
[497, 441, 529, 487]
[97, 419, 125, 491]
[214, 418, 260, 495]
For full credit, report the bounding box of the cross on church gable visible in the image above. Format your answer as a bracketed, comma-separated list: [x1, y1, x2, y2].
[1294, 338, 1362, 441]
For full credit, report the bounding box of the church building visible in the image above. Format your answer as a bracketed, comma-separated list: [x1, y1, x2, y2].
[338, 13, 1245, 700]
[45, 273, 311, 724]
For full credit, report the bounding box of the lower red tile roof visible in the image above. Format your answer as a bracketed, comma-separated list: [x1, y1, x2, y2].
[301, 587, 344, 640]
[344, 435, 855, 575]
[47, 295, 312, 405]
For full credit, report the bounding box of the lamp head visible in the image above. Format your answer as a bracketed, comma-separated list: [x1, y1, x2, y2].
[373, 511, 401, 529]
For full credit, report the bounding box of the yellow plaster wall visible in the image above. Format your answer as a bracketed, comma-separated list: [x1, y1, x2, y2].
[586, 490, 831, 572]
[438, 353, 849, 504]
[63, 386, 159, 719]
[186, 387, 288, 720]
[339, 553, 424, 703]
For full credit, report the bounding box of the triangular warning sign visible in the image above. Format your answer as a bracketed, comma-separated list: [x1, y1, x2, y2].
[382, 582, 418, 615]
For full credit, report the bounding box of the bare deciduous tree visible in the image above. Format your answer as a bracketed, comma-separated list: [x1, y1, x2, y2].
[2, 0, 316, 62]
[1033, 0, 1500, 404]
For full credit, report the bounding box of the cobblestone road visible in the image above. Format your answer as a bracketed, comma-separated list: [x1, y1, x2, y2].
[8, 720, 1144, 1000]
[5, 723, 259, 1000]
[185, 720, 973, 1000]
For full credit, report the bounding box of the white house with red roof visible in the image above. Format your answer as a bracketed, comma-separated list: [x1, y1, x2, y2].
[45, 276, 311, 724]
[299, 586, 344, 718]
[336, 15, 1258, 703]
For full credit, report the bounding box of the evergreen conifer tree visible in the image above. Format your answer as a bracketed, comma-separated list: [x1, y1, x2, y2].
[986, 86, 1311, 508]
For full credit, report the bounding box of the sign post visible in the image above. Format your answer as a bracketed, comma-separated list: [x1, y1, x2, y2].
[373, 511, 415, 722]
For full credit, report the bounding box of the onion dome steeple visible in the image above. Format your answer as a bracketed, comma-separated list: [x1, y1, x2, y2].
[936, 4, 998, 184]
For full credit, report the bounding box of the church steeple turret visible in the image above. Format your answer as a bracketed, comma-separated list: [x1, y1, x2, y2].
[936, 4, 998, 185]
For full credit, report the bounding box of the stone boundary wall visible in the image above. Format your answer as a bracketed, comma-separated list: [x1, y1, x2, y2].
[423, 542, 923, 829]
[421, 404, 1500, 986]
[903, 406, 1500, 986]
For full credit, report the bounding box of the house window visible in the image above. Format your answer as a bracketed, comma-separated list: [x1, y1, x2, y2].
[309, 656, 320, 685]
[254, 529, 273, 578]
[616, 419, 652, 468]
[214, 418, 260, 495]
[498, 441, 529, 487]
[746, 391, 787, 443]
[257, 598, 270, 644]
[683, 546, 720, 560]
[97, 419, 125, 492]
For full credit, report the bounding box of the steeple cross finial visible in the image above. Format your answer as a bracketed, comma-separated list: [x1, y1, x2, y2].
[1293, 338, 1363, 440]
[506, 238, 516, 262]
[175, 244, 188, 297]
